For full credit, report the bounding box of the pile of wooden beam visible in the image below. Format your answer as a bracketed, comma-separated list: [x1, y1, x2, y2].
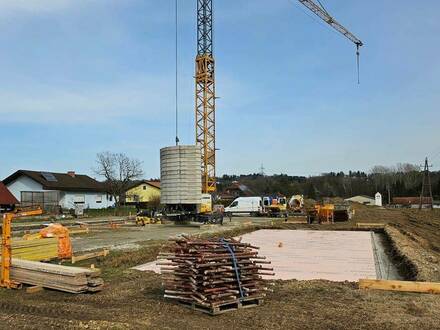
[10, 259, 103, 293]
[158, 237, 274, 314]
[12, 238, 58, 261]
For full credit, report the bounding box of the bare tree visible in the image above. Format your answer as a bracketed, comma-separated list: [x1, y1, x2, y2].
[396, 163, 419, 173]
[370, 165, 395, 205]
[94, 152, 144, 206]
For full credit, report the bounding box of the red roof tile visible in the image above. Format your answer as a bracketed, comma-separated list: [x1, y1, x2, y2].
[0, 182, 18, 205]
[393, 197, 432, 205]
[147, 181, 161, 189]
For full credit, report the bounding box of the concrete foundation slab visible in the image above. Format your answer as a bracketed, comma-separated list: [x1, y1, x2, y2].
[133, 229, 380, 282]
[239, 230, 377, 281]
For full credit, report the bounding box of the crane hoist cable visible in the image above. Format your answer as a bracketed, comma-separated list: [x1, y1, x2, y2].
[356, 44, 360, 84]
[175, 0, 180, 145]
[297, 0, 364, 84]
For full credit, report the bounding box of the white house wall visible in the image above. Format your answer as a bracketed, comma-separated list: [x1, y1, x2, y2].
[6, 176, 44, 201]
[60, 192, 114, 209]
[6, 175, 114, 210]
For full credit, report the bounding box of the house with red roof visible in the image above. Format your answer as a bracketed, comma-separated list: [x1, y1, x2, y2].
[3, 170, 114, 211]
[0, 182, 18, 212]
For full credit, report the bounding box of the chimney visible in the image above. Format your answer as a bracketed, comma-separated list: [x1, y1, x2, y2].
[67, 171, 76, 178]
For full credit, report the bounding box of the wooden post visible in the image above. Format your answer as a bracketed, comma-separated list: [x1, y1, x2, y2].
[359, 279, 440, 294]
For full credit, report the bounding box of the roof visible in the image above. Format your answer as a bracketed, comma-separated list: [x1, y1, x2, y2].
[0, 182, 18, 205]
[126, 180, 161, 191]
[3, 170, 107, 193]
[393, 197, 433, 205]
[225, 182, 252, 193]
[346, 195, 374, 201]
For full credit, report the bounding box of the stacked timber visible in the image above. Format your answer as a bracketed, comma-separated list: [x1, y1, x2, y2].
[10, 259, 103, 293]
[12, 238, 58, 261]
[158, 237, 274, 315]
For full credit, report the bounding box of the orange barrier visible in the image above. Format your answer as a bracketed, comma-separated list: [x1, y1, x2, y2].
[40, 224, 72, 259]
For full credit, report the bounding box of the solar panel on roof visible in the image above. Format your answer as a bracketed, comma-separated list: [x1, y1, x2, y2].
[41, 172, 58, 182]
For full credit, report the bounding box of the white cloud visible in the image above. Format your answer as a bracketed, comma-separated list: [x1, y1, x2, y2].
[0, 76, 175, 124]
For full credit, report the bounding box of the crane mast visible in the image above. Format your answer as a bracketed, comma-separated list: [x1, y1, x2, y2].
[195, 0, 216, 193]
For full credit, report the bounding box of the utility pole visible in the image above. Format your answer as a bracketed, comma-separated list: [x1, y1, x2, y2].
[419, 157, 433, 210]
[387, 183, 391, 206]
[259, 164, 265, 176]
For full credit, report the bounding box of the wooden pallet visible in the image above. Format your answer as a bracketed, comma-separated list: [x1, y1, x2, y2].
[179, 297, 263, 316]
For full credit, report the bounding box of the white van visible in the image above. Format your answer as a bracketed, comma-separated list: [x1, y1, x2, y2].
[224, 197, 263, 216]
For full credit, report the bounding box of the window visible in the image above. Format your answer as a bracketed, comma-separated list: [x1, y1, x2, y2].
[96, 195, 102, 204]
[74, 195, 85, 204]
[143, 186, 147, 190]
[230, 201, 238, 208]
[20, 191, 59, 212]
[40, 172, 57, 182]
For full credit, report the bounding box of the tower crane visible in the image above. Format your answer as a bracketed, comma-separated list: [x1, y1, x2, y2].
[194, 0, 363, 194]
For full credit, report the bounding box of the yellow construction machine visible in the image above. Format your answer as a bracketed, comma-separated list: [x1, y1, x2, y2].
[288, 195, 305, 214]
[162, 193, 224, 225]
[263, 196, 288, 218]
[135, 210, 162, 226]
[307, 203, 351, 224]
[1, 207, 43, 289]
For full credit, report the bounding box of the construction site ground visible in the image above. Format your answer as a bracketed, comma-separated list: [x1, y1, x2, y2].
[70, 217, 274, 253]
[1, 204, 440, 329]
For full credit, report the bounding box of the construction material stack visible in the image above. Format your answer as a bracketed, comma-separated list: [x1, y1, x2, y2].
[158, 236, 274, 315]
[10, 259, 103, 293]
[12, 238, 58, 261]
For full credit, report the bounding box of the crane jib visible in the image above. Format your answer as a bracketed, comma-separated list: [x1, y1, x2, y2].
[298, 0, 363, 47]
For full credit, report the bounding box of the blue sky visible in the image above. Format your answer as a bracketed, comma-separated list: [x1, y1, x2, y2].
[1, 0, 439, 180]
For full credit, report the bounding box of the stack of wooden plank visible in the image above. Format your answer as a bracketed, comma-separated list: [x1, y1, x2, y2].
[158, 237, 274, 315]
[10, 259, 103, 293]
[12, 238, 58, 261]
